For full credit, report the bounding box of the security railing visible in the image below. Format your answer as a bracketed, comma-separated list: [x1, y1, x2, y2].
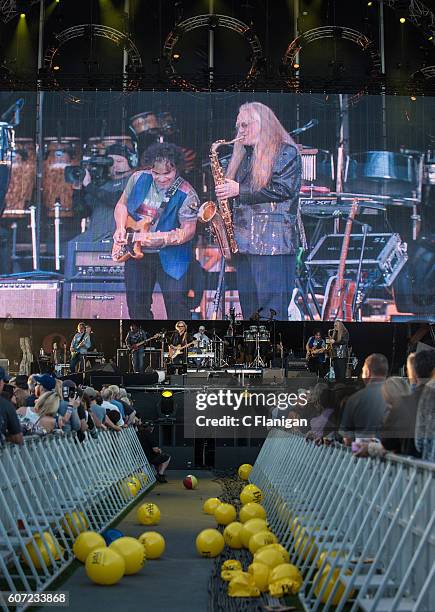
[0, 428, 155, 611]
[250, 429, 435, 612]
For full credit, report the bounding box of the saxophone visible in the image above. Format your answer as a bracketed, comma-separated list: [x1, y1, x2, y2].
[198, 137, 242, 260]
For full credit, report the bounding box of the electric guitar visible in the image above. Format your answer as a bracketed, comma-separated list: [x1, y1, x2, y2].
[112, 211, 158, 263]
[168, 341, 196, 362]
[129, 333, 161, 353]
[306, 346, 327, 360]
[321, 199, 358, 321]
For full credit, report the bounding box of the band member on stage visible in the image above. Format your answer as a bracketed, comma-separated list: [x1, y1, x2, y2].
[329, 320, 350, 382]
[168, 321, 194, 365]
[125, 322, 149, 373]
[113, 143, 199, 320]
[85, 324, 94, 351]
[193, 325, 210, 349]
[70, 322, 91, 373]
[306, 329, 327, 378]
[215, 102, 302, 320]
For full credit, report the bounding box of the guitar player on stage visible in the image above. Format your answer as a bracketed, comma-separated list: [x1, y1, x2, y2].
[113, 142, 199, 320]
[306, 329, 327, 378]
[125, 322, 149, 374]
[168, 321, 194, 367]
[70, 322, 91, 373]
[329, 320, 350, 382]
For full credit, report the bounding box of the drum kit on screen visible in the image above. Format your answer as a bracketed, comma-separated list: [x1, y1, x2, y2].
[1, 108, 195, 219]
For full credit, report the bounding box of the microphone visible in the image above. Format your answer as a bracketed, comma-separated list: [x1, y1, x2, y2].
[290, 118, 319, 136]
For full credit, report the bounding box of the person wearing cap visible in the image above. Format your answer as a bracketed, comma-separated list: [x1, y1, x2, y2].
[113, 142, 199, 320]
[0, 366, 23, 445]
[9, 375, 29, 409]
[25, 373, 57, 407]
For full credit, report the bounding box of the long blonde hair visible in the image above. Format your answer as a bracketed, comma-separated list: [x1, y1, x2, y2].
[34, 391, 60, 417]
[226, 102, 297, 191]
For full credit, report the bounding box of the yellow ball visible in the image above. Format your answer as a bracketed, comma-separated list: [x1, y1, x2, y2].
[240, 484, 263, 505]
[221, 559, 243, 581]
[129, 476, 141, 491]
[85, 547, 125, 585]
[63, 511, 89, 536]
[240, 518, 268, 548]
[269, 563, 302, 585]
[138, 531, 165, 559]
[295, 533, 317, 562]
[239, 502, 267, 523]
[214, 503, 237, 526]
[314, 566, 354, 606]
[203, 497, 221, 515]
[196, 529, 225, 558]
[135, 472, 149, 486]
[121, 479, 139, 498]
[73, 531, 106, 563]
[248, 530, 278, 554]
[137, 502, 161, 525]
[238, 464, 253, 481]
[109, 537, 146, 575]
[254, 547, 285, 569]
[24, 532, 61, 569]
[248, 562, 270, 592]
[258, 543, 290, 564]
[223, 522, 244, 549]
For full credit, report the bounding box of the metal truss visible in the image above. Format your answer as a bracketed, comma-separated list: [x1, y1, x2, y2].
[382, 0, 435, 41]
[0, 0, 39, 23]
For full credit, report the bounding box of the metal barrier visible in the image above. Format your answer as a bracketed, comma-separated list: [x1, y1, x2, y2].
[250, 429, 435, 612]
[0, 428, 155, 611]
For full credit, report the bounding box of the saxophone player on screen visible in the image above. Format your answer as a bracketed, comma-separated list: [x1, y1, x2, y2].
[214, 102, 302, 321]
[113, 143, 200, 320]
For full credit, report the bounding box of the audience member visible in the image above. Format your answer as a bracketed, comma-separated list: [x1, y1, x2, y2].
[17, 391, 60, 435]
[136, 420, 171, 483]
[0, 367, 23, 445]
[415, 358, 435, 463]
[340, 353, 389, 444]
[9, 375, 30, 408]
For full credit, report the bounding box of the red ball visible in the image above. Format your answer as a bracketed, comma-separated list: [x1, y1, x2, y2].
[183, 474, 198, 489]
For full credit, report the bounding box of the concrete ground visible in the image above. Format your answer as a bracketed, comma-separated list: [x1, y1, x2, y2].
[55, 470, 221, 612]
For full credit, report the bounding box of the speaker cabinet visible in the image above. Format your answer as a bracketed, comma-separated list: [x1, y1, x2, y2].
[123, 372, 159, 386]
[62, 281, 129, 319]
[0, 281, 60, 318]
[88, 374, 123, 389]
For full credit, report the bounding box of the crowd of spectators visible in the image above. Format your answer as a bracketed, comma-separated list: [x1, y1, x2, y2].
[0, 368, 171, 481]
[300, 350, 435, 463]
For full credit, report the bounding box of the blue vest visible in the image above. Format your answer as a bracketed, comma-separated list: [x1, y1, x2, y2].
[127, 172, 192, 280]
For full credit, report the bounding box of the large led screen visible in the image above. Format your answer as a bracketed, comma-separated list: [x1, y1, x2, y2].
[0, 91, 433, 321]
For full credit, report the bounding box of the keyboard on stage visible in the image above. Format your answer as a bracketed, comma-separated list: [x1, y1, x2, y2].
[163, 352, 215, 359]
[300, 193, 418, 216]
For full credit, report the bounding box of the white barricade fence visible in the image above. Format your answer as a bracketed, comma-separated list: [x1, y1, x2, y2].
[250, 429, 435, 612]
[0, 428, 155, 611]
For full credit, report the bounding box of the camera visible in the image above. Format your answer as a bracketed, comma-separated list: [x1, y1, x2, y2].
[64, 155, 114, 185]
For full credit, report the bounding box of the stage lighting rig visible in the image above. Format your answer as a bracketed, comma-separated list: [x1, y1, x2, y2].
[0, 0, 39, 23]
[162, 14, 263, 91]
[281, 26, 382, 100]
[382, 0, 435, 43]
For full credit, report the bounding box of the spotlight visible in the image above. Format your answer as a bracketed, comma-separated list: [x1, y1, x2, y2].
[367, 1, 372, 5]
[400, 17, 406, 24]
[158, 389, 176, 419]
[172, 53, 181, 60]
[410, 95, 417, 101]
[20, 13, 25, 18]
[53, 65, 60, 71]
[293, 62, 300, 69]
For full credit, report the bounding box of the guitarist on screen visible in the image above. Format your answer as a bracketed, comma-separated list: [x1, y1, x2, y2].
[306, 329, 327, 378]
[113, 143, 199, 320]
[125, 322, 149, 374]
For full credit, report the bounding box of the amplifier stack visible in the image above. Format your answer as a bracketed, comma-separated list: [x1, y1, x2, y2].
[63, 240, 130, 319]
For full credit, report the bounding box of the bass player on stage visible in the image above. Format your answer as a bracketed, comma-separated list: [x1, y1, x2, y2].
[125, 321, 149, 374]
[306, 329, 327, 378]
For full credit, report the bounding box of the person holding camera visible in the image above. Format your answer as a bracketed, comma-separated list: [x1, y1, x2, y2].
[113, 142, 199, 320]
[68, 144, 136, 243]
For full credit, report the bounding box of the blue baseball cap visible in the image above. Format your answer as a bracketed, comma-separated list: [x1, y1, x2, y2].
[34, 374, 56, 391]
[0, 366, 10, 382]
